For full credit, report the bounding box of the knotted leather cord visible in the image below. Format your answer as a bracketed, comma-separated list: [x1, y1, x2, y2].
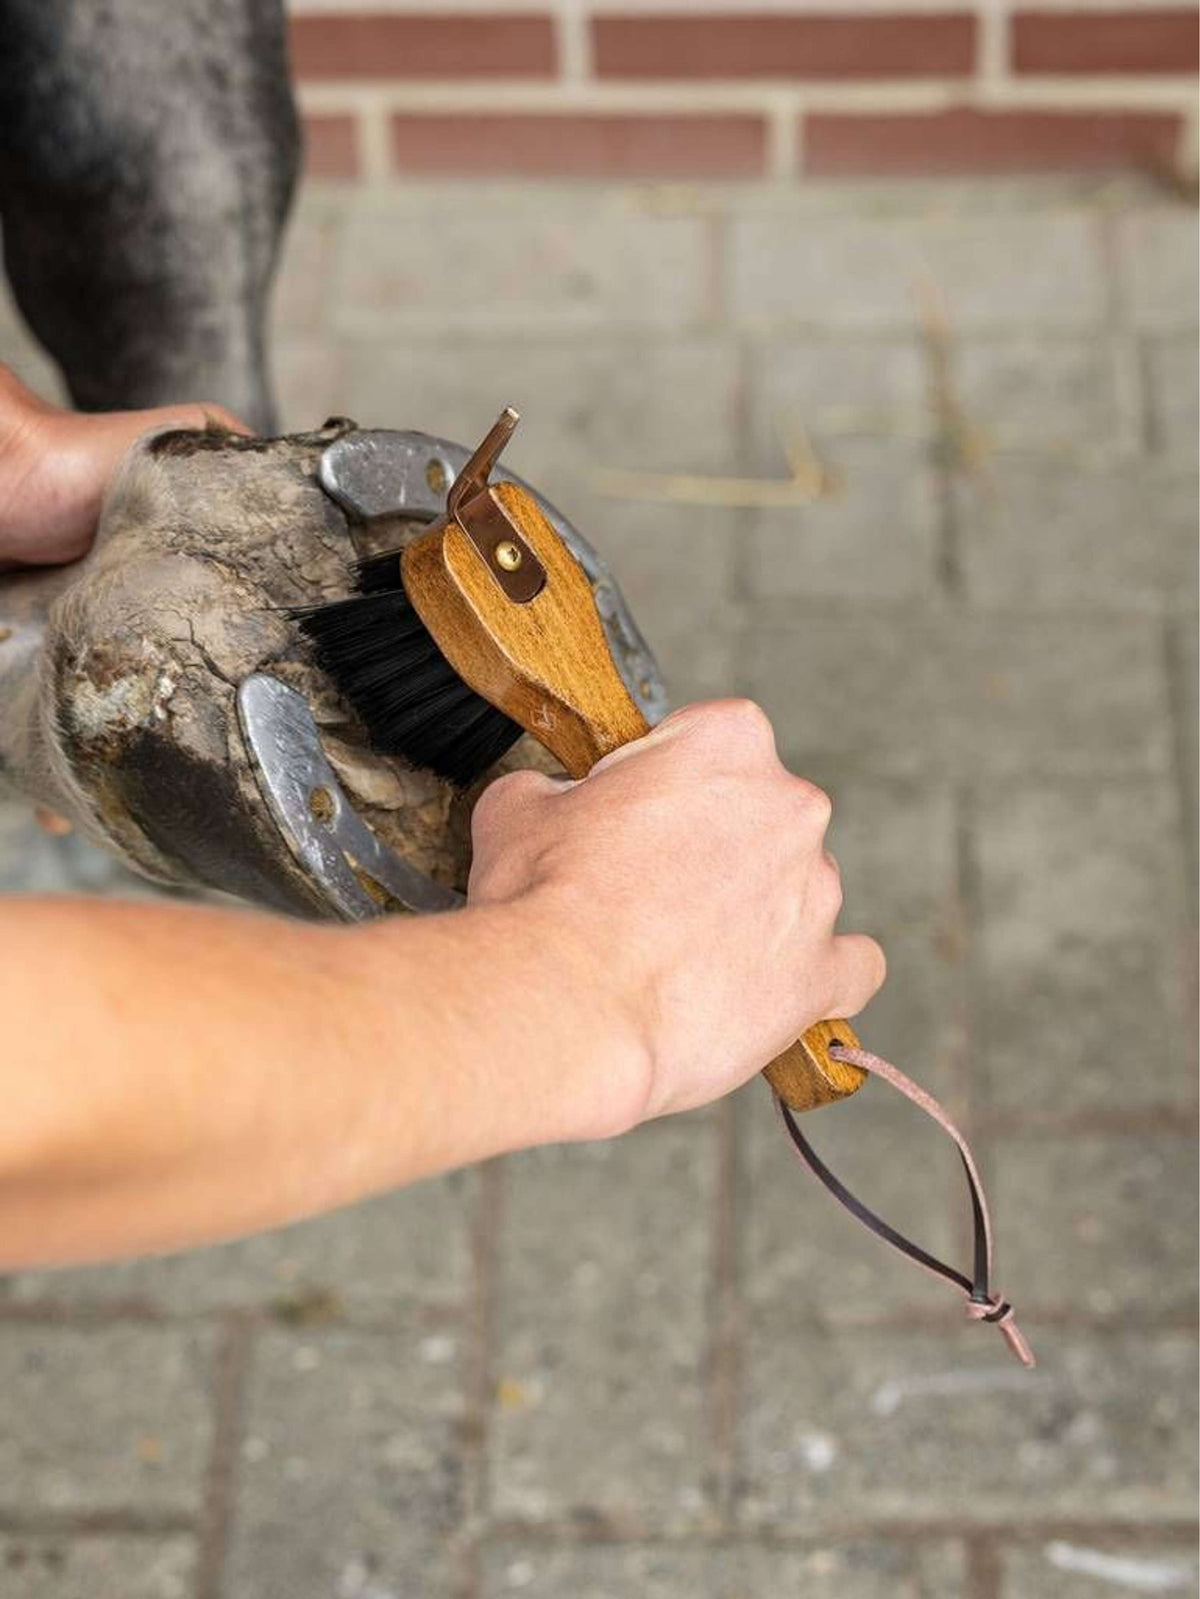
[776, 1043, 1035, 1368]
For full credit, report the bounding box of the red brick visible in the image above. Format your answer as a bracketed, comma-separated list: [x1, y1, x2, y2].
[302, 114, 359, 179]
[592, 13, 976, 79]
[290, 14, 555, 80]
[1013, 9, 1199, 75]
[804, 107, 1183, 176]
[390, 112, 767, 178]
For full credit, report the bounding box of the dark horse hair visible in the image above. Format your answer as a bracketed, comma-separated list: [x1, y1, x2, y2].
[0, 0, 300, 433]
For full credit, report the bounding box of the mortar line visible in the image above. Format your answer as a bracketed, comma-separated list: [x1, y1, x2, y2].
[475, 1514, 1200, 1547]
[1162, 614, 1199, 923]
[0, 1510, 197, 1537]
[1095, 196, 1148, 463]
[704, 202, 728, 333]
[722, 336, 761, 615]
[2, 1292, 1188, 1339]
[919, 291, 967, 602]
[194, 1313, 255, 1599]
[705, 1095, 743, 1524]
[455, 1155, 505, 1599]
[966, 1534, 1004, 1599]
[0, 1299, 463, 1331]
[979, 1101, 1199, 1138]
[950, 781, 988, 1267]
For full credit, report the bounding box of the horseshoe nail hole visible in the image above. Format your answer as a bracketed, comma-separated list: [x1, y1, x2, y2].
[425, 459, 449, 495]
[309, 787, 335, 825]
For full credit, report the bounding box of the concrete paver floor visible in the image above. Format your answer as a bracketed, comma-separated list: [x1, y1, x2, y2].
[0, 176, 1196, 1599]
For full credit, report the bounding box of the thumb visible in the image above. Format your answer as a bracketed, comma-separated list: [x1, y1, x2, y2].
[70, 401, 252, 477]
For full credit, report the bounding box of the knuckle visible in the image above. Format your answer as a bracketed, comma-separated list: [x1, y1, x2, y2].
[471, 769, 540, 830]
[792, 776, 833, 827]
[656, 702, 710, 738]
[660, 699, 779, 763]
[717, 698, 776, 751]
[821, 854, 845, 912]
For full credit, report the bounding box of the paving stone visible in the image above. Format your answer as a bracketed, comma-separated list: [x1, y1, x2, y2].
[742, 613, 1171, 784]
[627, 606, 738, 710]
[956, 462, 1198, 612]
[0, 1536, 196, 1599]
[225, 1325, 464, 1599]
[972, 780, 1195, 1113]
[1117, 209, 1200, 332]
[744, 612, 948, 784]
[577, 500, 741, 706]
[333, 191, 709, 338]
[741, 778, 966, 1326]
[0, 1326, 215, 1516]
[270, 193, 346, 337]
[992, 1132, 1198, 1320]
[0, 279, 63, 400]
[742, 1077, 963, 1332]
[915, 212, 1108, 333]
[747, 444, 940, 605]
[954, 338, 1132, 456]
[488, 1118, 715, 1530]
[1169, 617, 1198, 865]
[729, 211, 1106, 332]
[0, 802, 161, 898]
[744, 337, 929, 470]
[272, 337, 349, 434]
[482, 1539, 966, 1598]
[341, 334, 747, 704]
[2, 179, 1196, 1580]
[738, 1325, 1198, 1528]
[342, 335, 743, 492]
[1145, 336, 1199, 466]
[5, 1173, 475, 1320]
[999, 1538, 1199, 1598]
[822, 776, 962, 1084]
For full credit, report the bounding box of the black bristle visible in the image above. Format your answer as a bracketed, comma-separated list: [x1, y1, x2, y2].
[356, 549, 403, 593]
[295, 581, 524, 788]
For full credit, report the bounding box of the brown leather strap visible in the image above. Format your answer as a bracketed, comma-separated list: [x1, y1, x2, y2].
[776, 1043, 1035, 1368]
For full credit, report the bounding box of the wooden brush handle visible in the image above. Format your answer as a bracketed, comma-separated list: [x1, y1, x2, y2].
[761, 1018, 866, 1110]
[402, 479, 866, 1114]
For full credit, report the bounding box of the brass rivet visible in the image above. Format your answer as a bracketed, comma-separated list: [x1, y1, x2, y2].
[494, 540, 523, 571]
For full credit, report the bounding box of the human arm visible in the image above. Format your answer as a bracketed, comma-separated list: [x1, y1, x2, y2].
[0, 699, 884, 1269]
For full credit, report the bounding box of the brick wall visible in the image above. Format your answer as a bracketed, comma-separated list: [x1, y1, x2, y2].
[288, 1, 1199, 183]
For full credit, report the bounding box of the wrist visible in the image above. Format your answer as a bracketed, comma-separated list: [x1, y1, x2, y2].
[504, 884, 658, 1141]
[350, 893, 655, 1159]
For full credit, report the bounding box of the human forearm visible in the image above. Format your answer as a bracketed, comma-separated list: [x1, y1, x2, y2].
[0, 894, 643, 1267]
[0, 702, 886, 1272]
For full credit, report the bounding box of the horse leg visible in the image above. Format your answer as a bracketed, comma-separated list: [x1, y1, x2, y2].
[0, 0, 300, 432]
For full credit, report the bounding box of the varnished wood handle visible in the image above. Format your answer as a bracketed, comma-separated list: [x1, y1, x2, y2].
[405, 476, 867, 1115]
[762, 1018, 866, 1111]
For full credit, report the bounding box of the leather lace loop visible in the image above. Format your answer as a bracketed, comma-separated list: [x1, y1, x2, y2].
[776, 1043, 1035, 1368]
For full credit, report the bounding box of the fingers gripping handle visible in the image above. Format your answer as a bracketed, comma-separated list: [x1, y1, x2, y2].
[450, 475, 868, 1118]
[763, 1018, 867, 1112]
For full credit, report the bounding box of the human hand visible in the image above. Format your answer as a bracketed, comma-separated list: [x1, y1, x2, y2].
[467, 699, 886, 1132]
[0, 364, 247, 567]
